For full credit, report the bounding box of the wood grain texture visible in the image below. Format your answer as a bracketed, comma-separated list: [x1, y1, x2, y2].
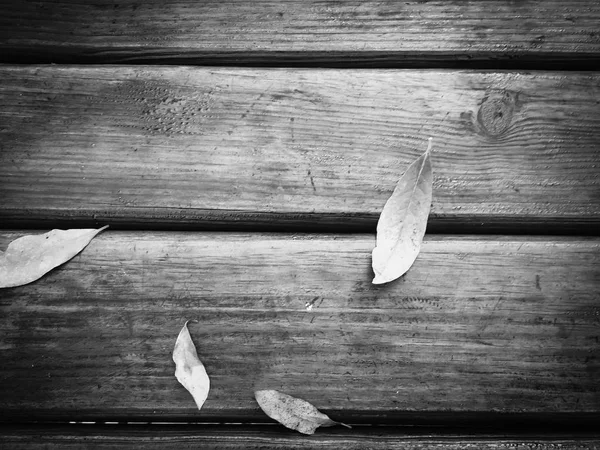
[0, 1, 599, 67]
[1, 66, 599, 233]
[1, 425, 600, 449]
[1, 231, 598, 422]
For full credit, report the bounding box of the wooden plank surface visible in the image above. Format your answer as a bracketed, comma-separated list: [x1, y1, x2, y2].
[1, 1, 599, 67]
[2, 425, 600, 449]
[1, 231, 598, 422]
[1, 66, 599, 233]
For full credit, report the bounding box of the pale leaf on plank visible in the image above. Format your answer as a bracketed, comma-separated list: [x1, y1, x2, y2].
[255, 389, 350, 435]
[0, 226, 109, 288]
[173, 321, 210, 410]
[372, 139, 433, 284]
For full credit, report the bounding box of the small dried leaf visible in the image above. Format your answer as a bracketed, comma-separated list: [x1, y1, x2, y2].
[255, 390, 350, 435]
[0, 226, 109, 288]
[372, 139, 433, 284]
[173, 321, 210, 410]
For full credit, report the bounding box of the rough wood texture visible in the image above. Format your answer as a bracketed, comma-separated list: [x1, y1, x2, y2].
[1, 67, 599, 233]
[1, 425, 600, 449]
[0, 1, 599, 67]
[1, 232, 598, 422]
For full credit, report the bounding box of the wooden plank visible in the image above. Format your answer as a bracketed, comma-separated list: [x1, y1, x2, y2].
[1, 425, 600, 449]
[0, 231, 598, 422]
[1, 67, 599, 233]
[0, 1, 599, 67]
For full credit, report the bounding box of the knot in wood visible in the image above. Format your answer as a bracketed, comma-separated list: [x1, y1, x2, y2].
[477, 91, 517, 137]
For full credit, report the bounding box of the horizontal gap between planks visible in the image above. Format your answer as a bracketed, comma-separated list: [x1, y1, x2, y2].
[2, 411, 600, 431]
[0, 211, 598, 236]
[2, 52, 600, 71]
[2, 419, 600, 435]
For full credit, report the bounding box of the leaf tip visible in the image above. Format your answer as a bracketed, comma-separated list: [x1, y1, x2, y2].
[426, 137, 433, 154]
[372, 276, 386, 285]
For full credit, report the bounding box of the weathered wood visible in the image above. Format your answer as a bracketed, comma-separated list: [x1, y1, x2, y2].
[1, 67, 599, 233]
[1, 1, 599, 67]
[1, 425, 600, 449]
[0, 231, 598, 422]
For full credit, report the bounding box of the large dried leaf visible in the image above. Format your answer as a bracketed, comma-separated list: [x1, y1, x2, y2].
[255, 390, 350, 435]
[173, 321, 210, 410]
[372, 139, 433, 284]
[0, 226, 109, 288]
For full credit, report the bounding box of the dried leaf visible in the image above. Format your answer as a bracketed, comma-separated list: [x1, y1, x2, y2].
[255, 389, 350, 435]
[372, 138, 433, 284]
[0, 226, 109, 288]
[173, 320, 210, 410]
